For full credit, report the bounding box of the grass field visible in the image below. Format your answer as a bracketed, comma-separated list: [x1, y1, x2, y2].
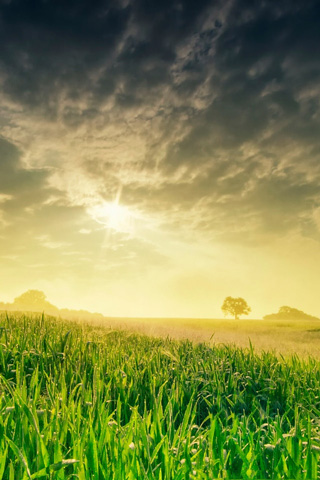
[0, 312, 320, 479]
[86, 315, 320, 359]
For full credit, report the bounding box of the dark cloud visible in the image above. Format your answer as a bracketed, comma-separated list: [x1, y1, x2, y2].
[0, 0, 216, 115]
[0, 137, 74, 240]
[0, 137, 49, 199]
[1, 0, 319, 112]
[0, 0, 130, 115]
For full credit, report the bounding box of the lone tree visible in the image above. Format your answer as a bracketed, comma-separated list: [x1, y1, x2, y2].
[221, 296, 251, 320]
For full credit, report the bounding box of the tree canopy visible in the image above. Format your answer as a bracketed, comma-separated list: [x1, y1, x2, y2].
[221, 296, 251, 320]
[0, 290, 104, 320]
[263, 306, 319, 321]
[13, 290, 58, 313]
[14, 290, 47, 307]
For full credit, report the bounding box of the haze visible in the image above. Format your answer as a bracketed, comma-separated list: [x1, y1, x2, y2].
[0, 0, 320, 318]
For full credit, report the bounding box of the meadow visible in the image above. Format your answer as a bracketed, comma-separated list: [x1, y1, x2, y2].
[86, 315, 320, 360]
[0, 312, 320, 479]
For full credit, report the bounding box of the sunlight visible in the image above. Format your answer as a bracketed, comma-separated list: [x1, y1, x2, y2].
[89, 201, 134, 234]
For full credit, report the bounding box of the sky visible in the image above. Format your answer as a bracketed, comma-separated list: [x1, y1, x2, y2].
[0, 0, 320, 318]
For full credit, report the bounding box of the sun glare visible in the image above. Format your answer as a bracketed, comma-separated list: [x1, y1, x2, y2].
[89, 201, 134, 233]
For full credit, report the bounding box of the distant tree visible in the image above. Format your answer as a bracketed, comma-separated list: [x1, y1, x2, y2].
[221, 296, 251, 320]
[13, 290, 58, 313]
[14, 290, 47, 307]
[263, 306, 319, 321]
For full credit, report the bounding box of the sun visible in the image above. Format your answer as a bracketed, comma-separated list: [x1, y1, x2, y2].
[89, 201, 134, 233]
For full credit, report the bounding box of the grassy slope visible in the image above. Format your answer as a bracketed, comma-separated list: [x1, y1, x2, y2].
[84, 316, 320, 359]
[2, 308, 320, 358]
[0, 312, 320, 479]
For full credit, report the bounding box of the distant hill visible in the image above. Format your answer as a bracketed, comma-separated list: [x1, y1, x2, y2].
[0, 289, 104, 322]
[263, 306, 320, 321]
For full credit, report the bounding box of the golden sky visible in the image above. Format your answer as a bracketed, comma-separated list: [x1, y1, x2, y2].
[0, 0, 320, 318]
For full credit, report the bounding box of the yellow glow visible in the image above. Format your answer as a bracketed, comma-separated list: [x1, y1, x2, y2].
[89, 201, 134, 233]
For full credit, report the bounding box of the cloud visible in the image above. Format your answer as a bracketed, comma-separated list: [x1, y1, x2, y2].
[1, 0, 320, 248]
[0, 137, 55, 218]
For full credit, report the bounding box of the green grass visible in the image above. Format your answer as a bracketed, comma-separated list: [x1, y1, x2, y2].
[0, 312, 320, 479]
